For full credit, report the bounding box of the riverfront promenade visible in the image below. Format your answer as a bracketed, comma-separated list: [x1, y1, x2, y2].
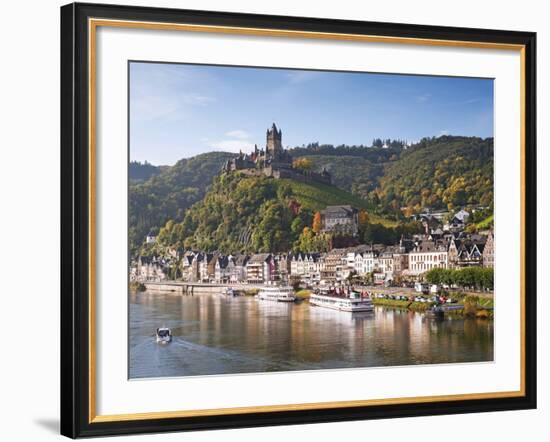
[142, 281, 266, 294]
[143, 280, 491, 296]
[142, 281, 407, 295]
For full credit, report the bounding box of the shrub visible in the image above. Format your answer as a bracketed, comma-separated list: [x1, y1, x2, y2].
[129, 281, 146, 293]
[243, 288, 259, 296]
[409, 301, 434, 312]
[476, 309, 490, 319]
[463, 295, 480, 317]
[295, 289, 311, 299]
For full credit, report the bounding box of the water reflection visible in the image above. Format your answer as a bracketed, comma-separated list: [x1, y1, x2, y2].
[129, 292, 493, 379]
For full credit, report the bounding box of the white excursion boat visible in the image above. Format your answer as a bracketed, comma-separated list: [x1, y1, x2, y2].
[310, 291, 374, 312]
[156, 327, 172, 344]
[257, 286, 296, 302]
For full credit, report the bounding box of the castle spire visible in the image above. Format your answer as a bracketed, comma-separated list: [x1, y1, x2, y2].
[266, 123, 282, 158]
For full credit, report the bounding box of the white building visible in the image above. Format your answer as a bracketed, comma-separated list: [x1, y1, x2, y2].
[214, 256, 230, 283]
[135, 256, 167, 282]
[454, 209, 470, 223]
[227, 254, 249, 283]
[376, 250, 395, 282]
[408, 240, 449, 276]
[290, 253, 320, 282]
[352, 250, 378, 276]
[180, 253, 195, 281]
[320, 205, 359, 236]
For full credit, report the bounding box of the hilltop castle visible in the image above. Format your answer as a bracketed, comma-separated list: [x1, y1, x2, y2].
[222, 123, 331, 185]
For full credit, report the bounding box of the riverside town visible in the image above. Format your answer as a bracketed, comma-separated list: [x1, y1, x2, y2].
[132, 208, 494, 291]
[129, 63, 495, 378]
[131, 124, 494, 297]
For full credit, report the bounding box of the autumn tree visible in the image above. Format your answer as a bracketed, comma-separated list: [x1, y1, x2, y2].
[312, 211, 322, 233]
[358, 208, 370, 227]
[358, 208, 370, 240]
[295, 228, 330, 253]
[292, 157, 312, 171]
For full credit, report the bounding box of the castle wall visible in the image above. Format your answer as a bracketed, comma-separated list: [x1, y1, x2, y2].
[225, 124, 331, 186]
[239, 168, 263, 177]
[277, 168, 331, 185]
[235, 164, 331, 185]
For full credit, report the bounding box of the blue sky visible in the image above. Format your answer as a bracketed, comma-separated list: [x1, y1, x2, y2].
[130, 62, 493, 165]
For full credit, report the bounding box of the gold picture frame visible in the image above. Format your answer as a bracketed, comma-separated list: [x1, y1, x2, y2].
[61, 2, 536, 438]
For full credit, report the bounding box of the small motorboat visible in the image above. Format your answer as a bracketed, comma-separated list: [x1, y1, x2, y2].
[156, 327, 172, 344]
[425, 306, 445, 319]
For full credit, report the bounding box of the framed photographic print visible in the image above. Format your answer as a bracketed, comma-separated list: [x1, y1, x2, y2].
[60, 2, 537, 438]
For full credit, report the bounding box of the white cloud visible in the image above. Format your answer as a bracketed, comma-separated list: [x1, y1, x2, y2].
[210, 139, 255, 153]
[438, 129, 449, 136]
[209, 129, 255, 153]
[225, 130, 250, 139]
[130, 92, 215, 122]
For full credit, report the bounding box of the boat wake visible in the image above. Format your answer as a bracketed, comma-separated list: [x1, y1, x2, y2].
[129, 335, 317, 379]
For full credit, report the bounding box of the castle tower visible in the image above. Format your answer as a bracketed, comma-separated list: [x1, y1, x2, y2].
[266, 123, 282, 159]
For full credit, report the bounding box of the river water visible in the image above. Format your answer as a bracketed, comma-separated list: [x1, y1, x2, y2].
[129, 291, 493, 379]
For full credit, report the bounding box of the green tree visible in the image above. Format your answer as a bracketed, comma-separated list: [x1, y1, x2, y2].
[425, 268, 445, 285]
[291, 217, 305, 237]
[481, 268, 494, 290]
[277, 183, 292, 200]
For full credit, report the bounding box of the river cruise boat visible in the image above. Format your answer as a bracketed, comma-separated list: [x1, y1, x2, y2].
[156, 327, 172, 344]
[310, 291, 374, 312]
[257, 286, 296, 302]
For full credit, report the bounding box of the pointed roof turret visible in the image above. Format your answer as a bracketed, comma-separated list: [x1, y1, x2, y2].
[268, 122, 281, 135]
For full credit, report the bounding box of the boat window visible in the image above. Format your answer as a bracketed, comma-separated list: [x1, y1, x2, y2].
[158, 329, 170, 337]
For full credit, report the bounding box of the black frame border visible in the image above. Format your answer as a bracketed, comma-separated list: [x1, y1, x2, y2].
[60, 2, 537, 438]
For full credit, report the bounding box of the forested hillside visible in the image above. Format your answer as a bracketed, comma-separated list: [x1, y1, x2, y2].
[373, 136, 493, 215]
[129, 161, 161, 182]
[293, 136, 493, 215]
[130, 136, 493, 254]
[293, 155, 383, 202]
[145, 173, 414, 256]
[129, 152, 235, 252]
